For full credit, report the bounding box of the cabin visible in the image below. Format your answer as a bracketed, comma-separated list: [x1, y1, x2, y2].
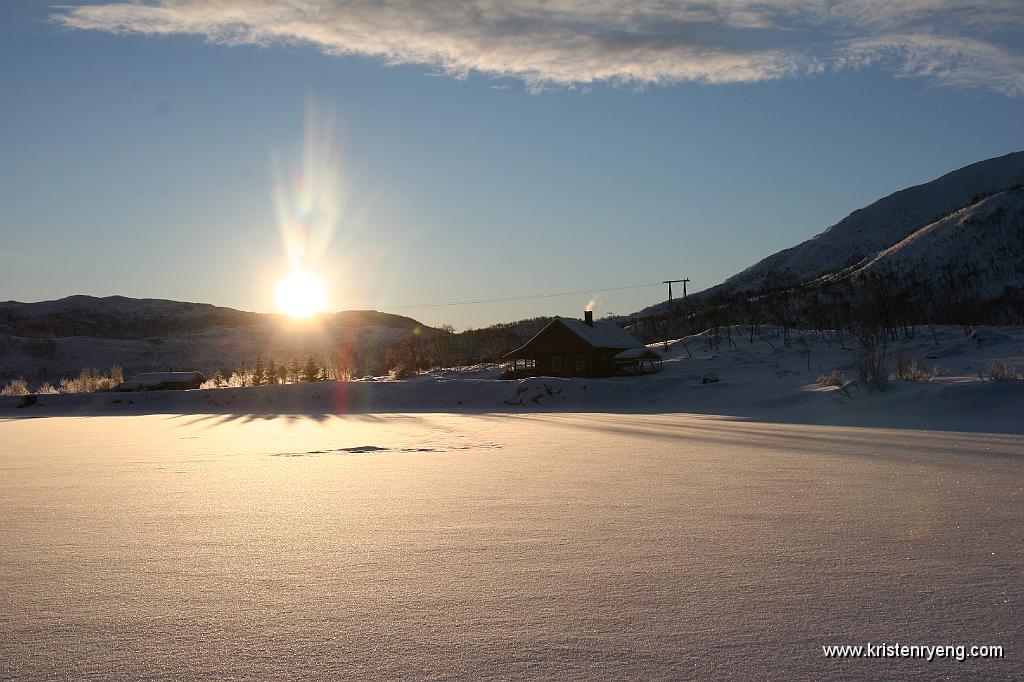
[503, 311, 662, 378]
[116, 371, 206, 392]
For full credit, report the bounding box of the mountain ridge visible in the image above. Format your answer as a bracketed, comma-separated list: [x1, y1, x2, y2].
[637, 150, 1024, 317]
[0, 294, 425, 339]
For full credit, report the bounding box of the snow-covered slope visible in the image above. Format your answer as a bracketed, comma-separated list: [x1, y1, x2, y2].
[848, 186, 1024, 296]
[638, 150, 1024, 315]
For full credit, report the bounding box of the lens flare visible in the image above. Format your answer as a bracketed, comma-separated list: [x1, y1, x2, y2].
[275, 269, 327, 318]
[272, 97, 344, 314]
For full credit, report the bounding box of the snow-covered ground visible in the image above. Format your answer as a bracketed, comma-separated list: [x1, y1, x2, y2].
[5, 325, 1023, 434]
[1, 411, 1021, 679]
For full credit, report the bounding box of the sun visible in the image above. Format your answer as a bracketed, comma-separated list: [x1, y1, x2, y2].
[275, 269, 327, 318]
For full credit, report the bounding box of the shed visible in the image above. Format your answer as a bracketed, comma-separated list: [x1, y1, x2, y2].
[117, 371, 206, 392]
[503, 311, 661, 378]
[614, 347, 664, 374]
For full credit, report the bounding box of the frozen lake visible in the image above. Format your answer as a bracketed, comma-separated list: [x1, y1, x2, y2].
[1, 412, 1021, 679]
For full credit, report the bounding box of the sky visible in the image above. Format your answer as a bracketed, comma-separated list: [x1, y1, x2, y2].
[1, 1, 1023, 330]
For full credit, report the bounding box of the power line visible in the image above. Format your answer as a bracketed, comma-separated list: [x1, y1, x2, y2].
[387, 281, 663, 311]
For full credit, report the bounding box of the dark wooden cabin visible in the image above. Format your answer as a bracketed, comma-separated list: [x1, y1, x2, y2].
[503, 311, 660, 378]
[117, 371, 206, 392]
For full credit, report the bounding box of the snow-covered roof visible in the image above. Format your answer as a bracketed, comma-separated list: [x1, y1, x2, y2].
[558, 318, 645, 350]
[614, 347, 662, 360]
[503, 318, 646, 359]
[123, 371, 206, 386]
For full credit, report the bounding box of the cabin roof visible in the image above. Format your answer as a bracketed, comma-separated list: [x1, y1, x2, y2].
[557, 318, 645, 350]
[123, 371, 206, 385]
[503, 317, 645, 358]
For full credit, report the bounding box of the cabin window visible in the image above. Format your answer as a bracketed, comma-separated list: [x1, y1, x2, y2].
[575, 354, 586, 373]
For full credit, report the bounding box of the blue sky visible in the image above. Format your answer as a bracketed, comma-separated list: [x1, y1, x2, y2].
[2, 1, 1023, 329]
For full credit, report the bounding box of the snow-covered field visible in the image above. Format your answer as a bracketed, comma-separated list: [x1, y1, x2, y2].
[1, 411, 1021, 679]
[2, 325, 1022, 678]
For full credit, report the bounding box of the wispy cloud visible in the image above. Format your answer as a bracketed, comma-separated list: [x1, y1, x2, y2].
[51, 1, 1024, 95]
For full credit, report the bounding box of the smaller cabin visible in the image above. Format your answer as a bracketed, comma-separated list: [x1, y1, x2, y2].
[117, 371, 206, 392]
[503, 311, 662, 378]
[613, 347, 664, 375]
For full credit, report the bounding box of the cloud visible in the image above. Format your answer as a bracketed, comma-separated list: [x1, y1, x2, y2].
[51, 1, 1024, 95]
[838, 35, 1024, 96]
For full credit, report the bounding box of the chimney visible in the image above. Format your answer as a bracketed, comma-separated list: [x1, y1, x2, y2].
[584, 310, 594, 326]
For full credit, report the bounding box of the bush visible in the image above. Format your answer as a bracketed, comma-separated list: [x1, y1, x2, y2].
[57, 368, 122, 393]
[853, 323, 888, 392]
[857, 348, 888, 392]
[816, 369, 845, 387]
[985, 359, 1023, 381]
[891, 350, 930, 382]
[388, 365, 413, 380]
[226, 371, 251, 388]
[35, 382, 58, 394]
[1, 378, 29, 396]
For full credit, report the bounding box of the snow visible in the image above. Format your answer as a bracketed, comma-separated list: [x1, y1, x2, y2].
[2, 324, 1023, 677]
[557, 318, 646, 349]
[7, 324, 1022, 435]
[1, 409, 1021, 678]
[849, 186, 1024, 297]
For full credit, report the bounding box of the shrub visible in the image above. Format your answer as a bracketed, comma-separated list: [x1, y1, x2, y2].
[817, 369, 854, 397]
[816, 369, 845, 387]
[57, 368, 121, 393]
[388, 364, 413, 380]
[985, 359, 1023, 381]
[853, 324, 888, 392]
[857, 348, 888, 392]
[891, 350, 930, 382]
[226, 371, 251, 388]
[35, 382, 58, 394]
[1, 378, 29, 396]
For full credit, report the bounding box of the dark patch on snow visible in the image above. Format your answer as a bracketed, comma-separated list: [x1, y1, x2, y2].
[271, 442, 501, 458]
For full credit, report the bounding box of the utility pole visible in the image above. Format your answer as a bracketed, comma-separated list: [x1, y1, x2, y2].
[663, 278, 689, 350]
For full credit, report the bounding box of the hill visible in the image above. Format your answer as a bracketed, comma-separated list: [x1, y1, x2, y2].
[0, 295, 421, 338]
[637, 150, 1024, 317]
[0, 296, 427, 383]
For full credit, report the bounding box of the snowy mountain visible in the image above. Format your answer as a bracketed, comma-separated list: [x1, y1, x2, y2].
[638, 150, 1024, 315]
[0, 296, 426, 382]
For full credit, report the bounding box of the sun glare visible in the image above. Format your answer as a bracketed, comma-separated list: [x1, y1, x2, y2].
[275, 270, 327, 318]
